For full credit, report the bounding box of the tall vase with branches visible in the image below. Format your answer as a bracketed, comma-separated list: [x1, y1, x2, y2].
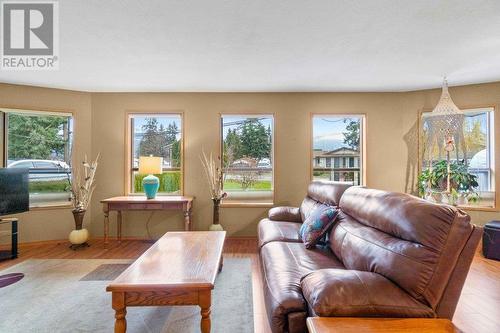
[200, 151, 227, 231]
[68, 154, 99, 249]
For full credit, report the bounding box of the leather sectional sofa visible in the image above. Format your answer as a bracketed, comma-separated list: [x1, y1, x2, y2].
[258, 181, 482, 333]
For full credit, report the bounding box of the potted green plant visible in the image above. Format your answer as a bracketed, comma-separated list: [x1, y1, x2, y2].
[417, 160, 479, 205]
[417, 164, 447, 203]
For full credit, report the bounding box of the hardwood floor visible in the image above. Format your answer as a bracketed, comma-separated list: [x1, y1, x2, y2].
[0, 238, 498, 333]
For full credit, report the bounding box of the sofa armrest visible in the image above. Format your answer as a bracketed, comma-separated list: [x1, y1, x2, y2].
[300, 269, 435, 318]
[268, 206, 302, 222]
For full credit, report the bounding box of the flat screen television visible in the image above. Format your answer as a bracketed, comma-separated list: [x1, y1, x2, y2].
[0, 168, 29, 216]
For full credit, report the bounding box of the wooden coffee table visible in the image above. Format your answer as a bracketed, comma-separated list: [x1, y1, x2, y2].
[307, 318, 460, 333]
[106, 231, 226, 333]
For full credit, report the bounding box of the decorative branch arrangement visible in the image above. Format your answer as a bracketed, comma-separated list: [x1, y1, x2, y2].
[200, 150, 226, 230]
[71, 154, 100, 212]
[200, 150, 226, 201]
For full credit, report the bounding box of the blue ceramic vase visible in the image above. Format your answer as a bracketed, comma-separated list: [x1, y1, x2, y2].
[142, 174, 159, 199]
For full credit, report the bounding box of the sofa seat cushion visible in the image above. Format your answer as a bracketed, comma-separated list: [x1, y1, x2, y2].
[301, 269, 435, 318]
[258, 218, 302, 248]
[260, 242, 344, 332]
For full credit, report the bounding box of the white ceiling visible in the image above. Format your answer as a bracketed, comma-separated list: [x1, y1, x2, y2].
[2, 0, 500, 92]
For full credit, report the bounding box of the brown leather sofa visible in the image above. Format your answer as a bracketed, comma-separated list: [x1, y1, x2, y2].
[258, 181, 482, 333]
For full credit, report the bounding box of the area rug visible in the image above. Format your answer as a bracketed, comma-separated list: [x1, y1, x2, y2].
[0, 258, 253, 333]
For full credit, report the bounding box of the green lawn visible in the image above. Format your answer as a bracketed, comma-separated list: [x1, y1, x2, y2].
[223, 180, 272, 191]
[29, 180, 69, 193]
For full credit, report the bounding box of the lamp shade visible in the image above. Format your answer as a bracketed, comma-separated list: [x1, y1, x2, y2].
[138, 156, 163, 175]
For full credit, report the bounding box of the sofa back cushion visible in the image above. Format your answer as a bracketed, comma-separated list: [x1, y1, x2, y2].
[329, 187, 473, 309]
[299, 181, 352, 221]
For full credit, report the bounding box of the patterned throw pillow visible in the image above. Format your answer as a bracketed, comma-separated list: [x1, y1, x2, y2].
[299, 205, 339, 249]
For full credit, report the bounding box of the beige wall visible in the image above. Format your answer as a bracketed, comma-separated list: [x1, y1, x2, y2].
[89, 92, 405, 239]
[0, 83, 92, 243]
[1, 81, 499, 242]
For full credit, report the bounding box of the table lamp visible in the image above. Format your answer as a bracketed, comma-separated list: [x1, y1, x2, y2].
[139, 156, 163, 199]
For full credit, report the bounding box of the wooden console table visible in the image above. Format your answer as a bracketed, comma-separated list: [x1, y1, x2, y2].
[101, 196, 194, 247]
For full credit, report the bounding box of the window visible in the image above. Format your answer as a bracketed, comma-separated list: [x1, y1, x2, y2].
[333, 157, 340, 168]
[2, 109, 73, 207]
[421, 107, 495, 208]
[221, 114, 274, 204]
[312, 115, 365, 185]
[127, 114, 183, 195]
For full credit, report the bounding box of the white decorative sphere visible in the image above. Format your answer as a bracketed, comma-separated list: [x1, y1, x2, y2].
[209, 224, 224, 231]
[69, 229, 89, 245]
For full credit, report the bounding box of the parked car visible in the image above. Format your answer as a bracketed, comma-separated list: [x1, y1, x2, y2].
[7, 159, 71, 182]
[257, 158, 271, 168]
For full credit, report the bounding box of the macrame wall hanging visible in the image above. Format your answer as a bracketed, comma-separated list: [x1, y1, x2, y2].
[422, 78, 467, 192]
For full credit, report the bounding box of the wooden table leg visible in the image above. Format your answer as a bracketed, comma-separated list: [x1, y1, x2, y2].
[112, 292, 127, 333]
[117, 211, 122, 243]
[104, 212, 110, 249]
[199, 290, 212, 333]
[218, 255, 224, 273]
[184, 207, 192, 231]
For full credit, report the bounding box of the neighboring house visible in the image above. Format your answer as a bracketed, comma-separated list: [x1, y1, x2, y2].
[313, 147, 361, 184]
[468, 149, 491, 192]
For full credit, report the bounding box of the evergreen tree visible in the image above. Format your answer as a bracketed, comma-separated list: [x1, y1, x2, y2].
[239, 119, 271, 160]
[158, 124, 169, 158]
[139, 118, 163, 156]
[225, 129, 242, 161]
[139, 119, 181, 167]
[171, 140, 181, 168]
[165, 123, 178, 144]
[8, 114, 68, 160]
[343, 119, 360, 150]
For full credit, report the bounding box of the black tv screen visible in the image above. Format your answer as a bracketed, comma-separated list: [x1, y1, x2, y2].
[0, 168, 29, 216]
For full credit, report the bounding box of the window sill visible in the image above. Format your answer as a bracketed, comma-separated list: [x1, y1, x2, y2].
[221, 202, 274, 208]
[221, 190, 273, 208]
[126, 192, 183, 197]
[457, 205, 498, 212]
[29, 203, 73, 211]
